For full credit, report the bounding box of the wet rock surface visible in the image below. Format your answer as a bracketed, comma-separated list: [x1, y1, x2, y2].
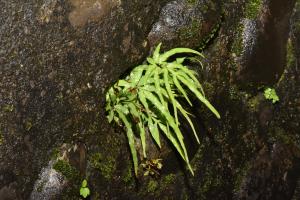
[237, 0, 297, 88]
[0, 0, 169, 198]
[30, 160, 67, 200]
[0, 0, 300, 199]
[148, 0, 222, 50]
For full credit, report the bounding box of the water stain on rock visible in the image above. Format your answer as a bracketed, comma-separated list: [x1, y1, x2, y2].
[68, 0, 120, 28]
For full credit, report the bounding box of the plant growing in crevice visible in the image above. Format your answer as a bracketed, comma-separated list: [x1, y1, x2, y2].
[105, 43, 220, 176]
[264, 87, 279, 103]
[141, 158, 163, 177]
[80, 179, 90, 198]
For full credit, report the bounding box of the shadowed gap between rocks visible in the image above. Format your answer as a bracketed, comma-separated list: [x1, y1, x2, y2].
[237, 0, 297, 89]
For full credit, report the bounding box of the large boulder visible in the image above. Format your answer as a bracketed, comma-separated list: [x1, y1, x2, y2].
[1, 0, 300, 199]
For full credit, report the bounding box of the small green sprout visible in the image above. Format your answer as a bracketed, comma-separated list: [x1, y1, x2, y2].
[80, 179, 90, 198]
[141, 158, 163, 177]
[264, 88, 279, 103]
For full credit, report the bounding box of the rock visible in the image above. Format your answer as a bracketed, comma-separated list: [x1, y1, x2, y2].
[0, 183, 19, 200]
[148, 0, 222, 50]
[1, 0, 300, 199]
[30, 160, 67, 200]
[236, 0, 297, 88]
[0, 0, 170, 198]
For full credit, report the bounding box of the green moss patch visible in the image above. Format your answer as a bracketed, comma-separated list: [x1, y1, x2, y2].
[53, 160, 80, 181]
[179, 19, 202, 40]
[89, 152, 116, 180]
[245, 0, 262, 19]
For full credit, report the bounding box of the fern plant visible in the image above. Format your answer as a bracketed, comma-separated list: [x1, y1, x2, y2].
[105, 43, 220, 176]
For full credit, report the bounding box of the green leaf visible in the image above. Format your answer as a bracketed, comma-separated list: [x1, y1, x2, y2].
[138, 91, 150, 113]
[105, 93, 110, 104]
[138, 65, 156, 86]
[159, 48, 204, 64]
[108, 110, 114, 123]
[176, 68, 205, 96]
[154, 69, 165, 105]
[143, 90, 189, 161]
[147, 57, 156, 65]
[138, 122, 147, 158]
[117, 80, 132, 88]
[116, 109, 138, 176]
[115, 104, 129, 115]
[176, 57, 186, 64]
[177, 75, 220, 119]
[142, 77, 164, 85]
[148, 118, 161, 148]
[163, 68, 178, 125]
[158, 123, 185, 159]
[105, 44, 220, 177]
[153, 43, 162, 63]
[81, 179, 88, 187]
[142, 90, 168, 114]
[169, 63, 203, 93]
[173, 98, 199, 143]
[158, 122, 194, 176]
[80, 187, 90, 198]
[172, 73, 192, 106]
[144, 170, 149, 176]
[127, 103, 140, 118]
[264, 88, 279, 103]
[105, 102, 111, 112]
[108, 87, 116, 103]
[187, 57, 204, 69]
[187, 164, 194, 176]
[130, 65, 147, 85]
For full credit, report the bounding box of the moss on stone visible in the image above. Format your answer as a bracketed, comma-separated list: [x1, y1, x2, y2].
[162, 174, 176, 185]
[228, 85, 255, 105]
[245, 0, 262, 19]
[186, 0, 197, 6]
[179, 19, 202, 40]
[247, 95, 261, 111]
[0, 131, 3, 145]
[93, 192, 101, 199]
[233, 161, 251, 193]
[2, 104, 14, 112]
[202, 82, 215, 98]
[286, 39, 295, 68]
[139, 173, 178, 197]
[25, 120, 33, 131]
[89, 152, 116, 180]
[229, 0, 262, 64]
[147, 180, 159, 193]
[50, 148, 60, 159]
[295, 20, 300, 33]
[231, 23, 244, 57]
[157, 173, 177, 193]
[196, 168, 224, 199]
[122, 164, 134, 184]
[268, 127, 297, 145]
[228, 86, 241, 101]
[53, 160, 80, 181]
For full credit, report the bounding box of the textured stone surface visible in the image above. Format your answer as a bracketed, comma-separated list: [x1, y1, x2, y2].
[0, 0, 169, 198]
[1, 0, 300, 199]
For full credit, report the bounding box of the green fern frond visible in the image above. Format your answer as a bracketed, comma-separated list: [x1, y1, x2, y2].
[105, 43, 220, 176]
[159, 47, 204, 64]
